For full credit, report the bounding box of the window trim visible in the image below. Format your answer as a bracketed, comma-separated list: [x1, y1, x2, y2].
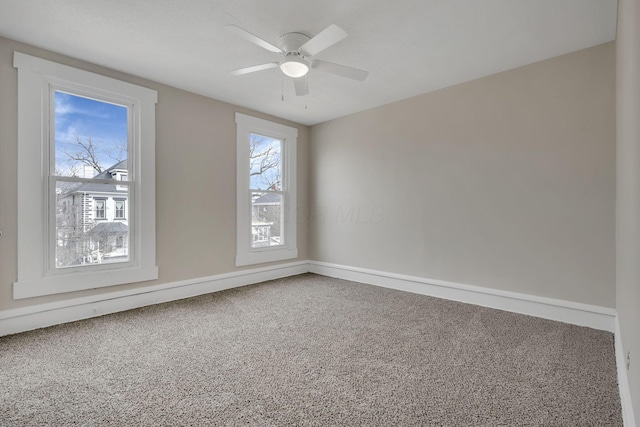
[236, 113, 298, 266]
[13, 52, 158, 299]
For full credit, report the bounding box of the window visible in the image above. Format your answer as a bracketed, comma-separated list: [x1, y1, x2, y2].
[250, 136, 283, 248]
[116, 235, 126, 249]
[114, 199, 126, 219]
[94, 199, 106, 219]
[13, 52, 158, 299]
[236, 113, 297, 266]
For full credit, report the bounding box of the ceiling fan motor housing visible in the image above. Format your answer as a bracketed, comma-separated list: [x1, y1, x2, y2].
[278, 32, 311, 54]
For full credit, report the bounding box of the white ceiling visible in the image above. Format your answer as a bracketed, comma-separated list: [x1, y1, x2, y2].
[0, 0, 617, 126]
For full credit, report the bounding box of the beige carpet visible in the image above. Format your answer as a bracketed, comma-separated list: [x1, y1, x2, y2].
[0, 273, 622, 426]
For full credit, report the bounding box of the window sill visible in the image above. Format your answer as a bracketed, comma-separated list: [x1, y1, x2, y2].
[13, 265, 159, 299]
[236, 247, 298, 267]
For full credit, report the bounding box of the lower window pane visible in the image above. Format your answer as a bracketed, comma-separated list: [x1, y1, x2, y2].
[55, 180, 130, 267]
[251, 192, 283, 248]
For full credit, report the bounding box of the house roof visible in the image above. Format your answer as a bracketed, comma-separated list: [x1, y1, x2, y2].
[62, 160, 128, 196]
[254, 192, 281, 205]
[89, 222, 128, 235]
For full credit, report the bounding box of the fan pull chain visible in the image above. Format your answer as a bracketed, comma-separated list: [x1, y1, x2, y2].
[281, 74, 284, 102]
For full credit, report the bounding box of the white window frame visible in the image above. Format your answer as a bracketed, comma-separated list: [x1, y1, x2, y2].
[13, 52, 158, 299]
[236, 113, 297, 266]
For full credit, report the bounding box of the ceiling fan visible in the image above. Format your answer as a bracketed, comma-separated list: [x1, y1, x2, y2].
[227, 24, 369, 96]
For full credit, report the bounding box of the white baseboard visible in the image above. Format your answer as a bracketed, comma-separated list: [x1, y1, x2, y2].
[1, 259, 618, 335]
[308, 261, 616, 332]
[616, 317, 637, 427]
[0, 261, 308, 337]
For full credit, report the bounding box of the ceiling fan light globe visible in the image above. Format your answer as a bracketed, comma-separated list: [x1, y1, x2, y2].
[280, 60, 309, 78]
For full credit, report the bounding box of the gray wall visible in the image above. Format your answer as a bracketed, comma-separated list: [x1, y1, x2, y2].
[616, 0, 640, 420]
[0, 36, 310, 311]
[310, 42, 616, 307]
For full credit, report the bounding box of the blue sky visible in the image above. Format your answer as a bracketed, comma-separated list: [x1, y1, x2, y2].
[55, 91, 128, 176]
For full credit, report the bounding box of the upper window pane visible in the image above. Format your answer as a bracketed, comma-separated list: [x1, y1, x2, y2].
[249, 133, 282, 191]
[54, 91, 128, 178]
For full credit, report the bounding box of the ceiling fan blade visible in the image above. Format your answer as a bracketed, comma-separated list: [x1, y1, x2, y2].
[299, 24, 348, 57]
[293, 76, 309, 96]
[226, 25, 283, 54]
[312, 60, 369, 81]
[231, 62, 279, 76]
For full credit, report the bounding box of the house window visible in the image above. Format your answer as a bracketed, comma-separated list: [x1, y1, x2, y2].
[114, 199, 126, 219]
[250, 136, 284, 248]
[236, 113, 297, 266]
[116, 235, 126, 249]
[13, 52, 158, 299]
[94, 199, 106, 219]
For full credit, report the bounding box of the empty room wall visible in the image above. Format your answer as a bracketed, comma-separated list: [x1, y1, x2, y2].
[0, 36, 310, 311]
[310, 42, 615, 307]
[616, 0, 640, 420]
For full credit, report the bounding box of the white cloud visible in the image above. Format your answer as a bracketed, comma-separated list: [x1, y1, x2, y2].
[54, 93, 111, 120]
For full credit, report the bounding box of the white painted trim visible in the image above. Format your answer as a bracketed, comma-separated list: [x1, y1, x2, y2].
[14, 266, 159, 300]
[616, 316, 637, 427]
[13, 51, 158, 298]
[308, 261, 617, 332]
[3, 258, 619, 337]
[0, 261, 308, 337]
[235, 113, 298, 267]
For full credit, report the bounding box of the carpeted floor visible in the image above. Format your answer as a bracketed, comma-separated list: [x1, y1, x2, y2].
[0, 273, 622, 426]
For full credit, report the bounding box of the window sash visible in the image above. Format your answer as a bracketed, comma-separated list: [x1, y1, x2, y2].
[250, 189, 285, 249]
[47, 84, 135, 274]
[49, 176, 134, 274]
[249, 134, 283, 191]
[236, 113, 297, 266]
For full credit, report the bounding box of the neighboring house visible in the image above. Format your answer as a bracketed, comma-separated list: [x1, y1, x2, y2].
[56, 159, 129, 266]
[251, 192, 281, 247]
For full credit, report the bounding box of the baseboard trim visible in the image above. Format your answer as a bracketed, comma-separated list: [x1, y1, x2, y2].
[0, 261, 308, 337]
[615, 317, 637, 427]
[1, 259, 617, 335]
[308, 261, 616, 332]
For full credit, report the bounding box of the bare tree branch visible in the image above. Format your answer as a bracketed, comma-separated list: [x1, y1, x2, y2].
[64, 136, 104, 173]
[55, 164, 80, 178]
[108, 139, 127, 164]
[249, 136, 282, 190]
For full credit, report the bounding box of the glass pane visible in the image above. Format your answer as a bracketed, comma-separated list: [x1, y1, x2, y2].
[56, 180, 129, 268]
[54, 91, 129, 180]
[114, 200, 126, 219]
[251, 192, 283, 248]
[249, 134, 282, 191]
